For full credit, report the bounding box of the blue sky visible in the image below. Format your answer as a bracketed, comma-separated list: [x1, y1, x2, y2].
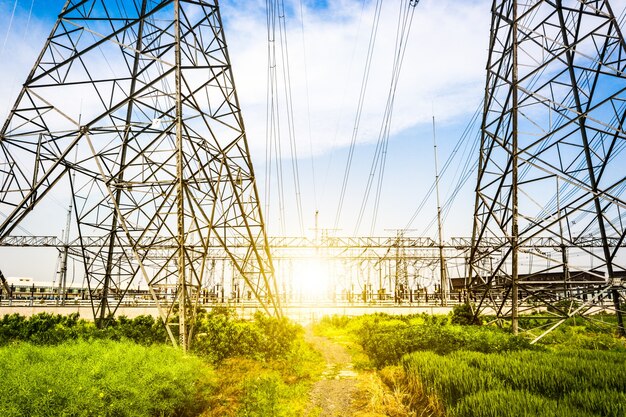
[0, 0, 491, 280]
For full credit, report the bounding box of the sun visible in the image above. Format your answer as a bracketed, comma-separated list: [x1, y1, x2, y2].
[290, 256, 334, 302]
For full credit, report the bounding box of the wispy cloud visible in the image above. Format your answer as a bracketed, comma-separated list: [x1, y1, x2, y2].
[0, 0, 492, 238]
[223, 0, 491, 157]
[0, 0, 491, 156]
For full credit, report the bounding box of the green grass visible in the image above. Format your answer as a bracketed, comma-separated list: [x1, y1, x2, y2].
[402, 349, 626, 417]
[316, 312, 626, 417]
[10, 311, 622, 417]
[316, 313, 535, 368]
[0, 340, 215, 417]
[201, 335, 324, 417]
[1, 311, 321, 417]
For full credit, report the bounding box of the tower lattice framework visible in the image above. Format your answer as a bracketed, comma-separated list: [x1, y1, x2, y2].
[0, 0, 280, 349]
[470, 0, 626, 338]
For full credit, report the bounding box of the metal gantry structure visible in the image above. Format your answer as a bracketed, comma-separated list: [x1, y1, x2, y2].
[0, 0, 280, 350]
[470, 0, 626, 339]
[3, 233, 623, 307]
[2, 0, 626, 345]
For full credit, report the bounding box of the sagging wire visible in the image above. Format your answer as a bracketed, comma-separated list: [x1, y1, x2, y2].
[297, 0, 318, 214]
[277, 0, 305, 235]
[265, 0, 287, 234]
[355, 0, 419, 236]
[333, 0, 383, 232]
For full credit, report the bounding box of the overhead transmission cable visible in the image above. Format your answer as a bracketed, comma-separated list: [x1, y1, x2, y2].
[419, 104, 483, 237]
[265, 0, 287, 234]
[403, 99, 482, 233]
[413, 3, 572, 237]
[277, 0, 305, 236]
[2, 0, 35, 120]
[264, 0, 305, 235]
[419, 3, 626, 238]
[320, 0, 367, 208]
[297, 0, 318, 213]
[0, 0, 18, 57]
[333, 0, 383, 232]
[407, 3, 626, 240]
[511, 6, 626, 238]
[354, 0, 418, 236]
[265, 0, 285, 233]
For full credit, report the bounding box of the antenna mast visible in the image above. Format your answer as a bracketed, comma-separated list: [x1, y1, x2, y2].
[432, 115, 447, 306]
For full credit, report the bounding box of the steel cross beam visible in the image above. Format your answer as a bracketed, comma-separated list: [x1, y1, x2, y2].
[2, 235, 623, 249]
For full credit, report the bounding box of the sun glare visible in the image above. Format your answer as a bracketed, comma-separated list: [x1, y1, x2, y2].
[290, 256, 334, 302]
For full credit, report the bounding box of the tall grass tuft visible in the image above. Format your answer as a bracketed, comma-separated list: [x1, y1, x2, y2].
[402, 349, 626, 417]
[0, 340, 215, 416]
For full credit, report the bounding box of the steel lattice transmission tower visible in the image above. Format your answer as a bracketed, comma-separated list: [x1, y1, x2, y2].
[0, 0, 281, 350]
[470, 0, 626, 339]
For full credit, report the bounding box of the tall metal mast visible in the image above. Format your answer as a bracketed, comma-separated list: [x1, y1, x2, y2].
[471, 0, 626, 338]
[0, 0, 281, 349]
[510, 0, 519, 335]
[432, 116, 447, 306]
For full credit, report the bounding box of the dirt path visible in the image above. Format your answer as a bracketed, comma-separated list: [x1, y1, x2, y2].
[303, 327, 363, 417]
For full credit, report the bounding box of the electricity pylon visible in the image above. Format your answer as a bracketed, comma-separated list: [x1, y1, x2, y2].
[0, 0, 280, 350]
[470, 0, 626, 339]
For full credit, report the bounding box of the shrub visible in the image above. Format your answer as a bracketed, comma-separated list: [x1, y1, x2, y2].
[253, 312, 301, 359]
[356, 320, 533, 368]
[192, 310, 300, 363]
[112, 315, 168, 345]
[450, 303, 483, 325]
[0, 313, 168, 346]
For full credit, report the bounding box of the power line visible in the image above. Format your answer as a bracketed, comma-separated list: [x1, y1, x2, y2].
[298, 0, 318, 213]
[333, 0, 383, 231]
[277, 0, 305, 235]
[367, 0, 419, 235]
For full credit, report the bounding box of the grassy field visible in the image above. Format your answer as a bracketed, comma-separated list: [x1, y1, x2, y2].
[402, 349, 626, 417]
[0, 340, 215, 417]
[0, 310, 322, 417]
[3, 309, 625, 416]
[315, 309, 626, 417]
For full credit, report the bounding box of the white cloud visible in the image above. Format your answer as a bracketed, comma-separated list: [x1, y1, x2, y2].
[0, 0, 491, 156]
[0, 0, 492, 238]
[223, 0, 491, 158]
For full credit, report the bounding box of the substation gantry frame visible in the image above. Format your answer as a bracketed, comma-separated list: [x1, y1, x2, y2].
[2, 0, 626, 346]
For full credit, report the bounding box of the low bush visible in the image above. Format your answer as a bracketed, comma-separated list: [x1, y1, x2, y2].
[0, 312, 167, 346]
[450, 303, 483, 325]
[355, 319, 534, 368]
[193, 310, 301, 364]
